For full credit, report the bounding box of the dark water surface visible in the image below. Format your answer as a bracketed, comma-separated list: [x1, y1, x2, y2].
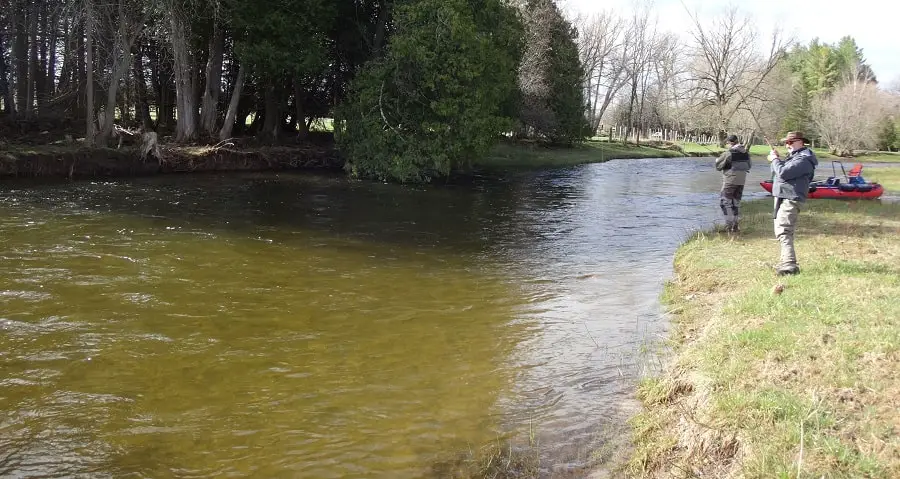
[0, 158, 772, 477]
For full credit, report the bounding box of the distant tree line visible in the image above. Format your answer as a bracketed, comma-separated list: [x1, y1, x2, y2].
[1, 1, 897, 182]
[574, 4, 899, 152]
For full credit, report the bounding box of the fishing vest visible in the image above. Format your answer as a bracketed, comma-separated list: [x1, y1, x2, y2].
[731, 150, 750, 164]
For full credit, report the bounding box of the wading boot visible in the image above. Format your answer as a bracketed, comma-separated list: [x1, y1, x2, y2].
[776, 263, 800, 276]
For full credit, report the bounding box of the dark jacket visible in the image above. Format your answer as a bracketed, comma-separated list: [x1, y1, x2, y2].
[715, 144, 752, 186]
[771, 147, 818, 201]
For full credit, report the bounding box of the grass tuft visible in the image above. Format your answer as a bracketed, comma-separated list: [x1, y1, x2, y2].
[431, 438, 541, 479]
[678, 143, 900, 164]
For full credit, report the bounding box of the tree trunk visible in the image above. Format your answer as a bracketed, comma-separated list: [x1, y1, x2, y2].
[595, 79, 619, 133]
[170, 12, 197, 142]
[623, 80, 637, 146]
[57, 17, 72, 93]
[36, 1, 52, 111]
[149, 39, 175, 130]
[96, 1, 139, 146]
[26, 0, 38, 117]
[0, 31, 14, 114]
[717, 104, 726, 147]
[119, 84, 130, 124]
[218, 64, 245, 141]
[97, 65, 125, 146]
[636, 70, 651, 145]
[200, 24, 225, 137]
[47, 13, 58, 100]
[589, 73, 602, 132]
[76, 20, 85, 113]
[260, 80, 280, 142]
[192, 55, 201, 122]
[294, 76, 308, 139]
[13, 2, 28, 116]
[132, 42, 152, 129]
[84, 0, 96, 146]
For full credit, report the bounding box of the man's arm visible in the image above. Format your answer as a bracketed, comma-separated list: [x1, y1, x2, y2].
[715, 151, 731, 171]
[772, 152, 814, 181]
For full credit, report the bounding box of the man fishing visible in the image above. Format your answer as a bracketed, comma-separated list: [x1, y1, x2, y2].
[767, 131, 818, 276]
[715, 134, 752, 233]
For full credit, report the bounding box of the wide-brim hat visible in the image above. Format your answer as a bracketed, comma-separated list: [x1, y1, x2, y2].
[780, 131, 809, 144]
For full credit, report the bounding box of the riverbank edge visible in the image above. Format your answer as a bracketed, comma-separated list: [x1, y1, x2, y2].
[0, 143, 345, 179]
[678, 143, 900, 164]
[477, 140, 692, 172]
[623, 197, 900, 478]
[1, 140, 697, 181]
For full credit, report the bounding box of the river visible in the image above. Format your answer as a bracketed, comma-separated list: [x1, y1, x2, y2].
[0, 158, 773, 478]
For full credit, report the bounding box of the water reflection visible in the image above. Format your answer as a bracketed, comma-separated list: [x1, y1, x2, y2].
[1, 157, 772, 476]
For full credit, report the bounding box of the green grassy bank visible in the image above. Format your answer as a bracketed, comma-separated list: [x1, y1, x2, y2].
[478, 140, 684, 170]
[628, 169, 900, 478]
[679, 143, 900, 164]
[481, 141, 900, 172]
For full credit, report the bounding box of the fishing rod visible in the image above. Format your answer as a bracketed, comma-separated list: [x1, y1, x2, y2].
[733, 89, 787, 217]
[692, 141, 720, 154]
[734, 88, 778, 154]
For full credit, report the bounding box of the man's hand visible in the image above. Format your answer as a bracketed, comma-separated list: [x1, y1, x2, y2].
[767, 149, 780, 162]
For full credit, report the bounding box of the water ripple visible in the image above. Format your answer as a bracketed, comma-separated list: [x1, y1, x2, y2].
[0, 160, 775, 476]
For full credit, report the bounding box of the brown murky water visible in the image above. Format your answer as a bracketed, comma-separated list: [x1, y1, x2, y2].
[0, 159, 772, 477]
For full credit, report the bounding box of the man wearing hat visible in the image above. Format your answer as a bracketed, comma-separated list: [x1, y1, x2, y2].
[767, 131, 819, 275]
[715, 133, 752, 232]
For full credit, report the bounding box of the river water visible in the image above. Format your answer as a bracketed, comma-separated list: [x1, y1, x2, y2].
[1, 158, 772, 477]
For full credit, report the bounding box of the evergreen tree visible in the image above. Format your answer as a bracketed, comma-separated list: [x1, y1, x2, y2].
[226, 0, 335, 139]
[336, 0, 523, 183]
[517, 0, 586, 145]
[876, 117, 897, 151]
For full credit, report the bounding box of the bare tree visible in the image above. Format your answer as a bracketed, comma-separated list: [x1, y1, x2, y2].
[888, 77, 900, 95]
[813, 79, 888, 156]
[685, 6, 787, 145]
[736, 60, 794, 144]
[574, 10, 627, 134]
[643, 32, 685, 136]
[621, 2, 660, 144]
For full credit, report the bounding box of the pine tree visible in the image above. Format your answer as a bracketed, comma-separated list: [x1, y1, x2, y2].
[336, 0, 523, 182]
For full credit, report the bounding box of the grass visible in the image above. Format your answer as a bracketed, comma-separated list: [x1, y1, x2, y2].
[628, 194, 900, 478]
[432, 438, 541, 478]
[478, 140, 900, 177]
[478, 140, 684, 170]
[866, 167, 900, 194]
[679, 142, 900, 163]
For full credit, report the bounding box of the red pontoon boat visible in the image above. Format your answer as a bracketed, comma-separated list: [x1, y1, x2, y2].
[760, 162, 884, 199]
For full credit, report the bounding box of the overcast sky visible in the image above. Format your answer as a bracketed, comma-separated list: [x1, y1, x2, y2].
[561, 0, 900, 87]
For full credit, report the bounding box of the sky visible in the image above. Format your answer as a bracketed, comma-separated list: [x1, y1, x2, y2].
[562, 0, 900, 88]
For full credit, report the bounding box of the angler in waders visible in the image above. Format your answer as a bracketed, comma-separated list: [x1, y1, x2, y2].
[767, 131, 818, 276]
[715, 134, 752, 233]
